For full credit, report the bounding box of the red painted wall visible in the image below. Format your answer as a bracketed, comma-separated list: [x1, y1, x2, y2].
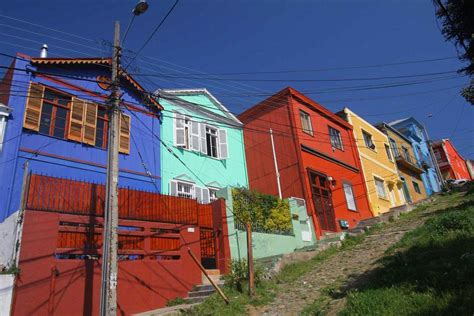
[239, 88, 372, 238]
[12, 210, 204, 316]
[433, 140, 472, 180]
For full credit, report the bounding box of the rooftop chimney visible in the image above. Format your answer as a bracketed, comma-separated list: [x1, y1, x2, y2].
[40, 44, 48, 58]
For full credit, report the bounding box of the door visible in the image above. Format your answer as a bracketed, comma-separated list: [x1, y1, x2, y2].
[388, 184, 396, 207]
[400, 177, 412, 204]
[308, 171, 336, 232]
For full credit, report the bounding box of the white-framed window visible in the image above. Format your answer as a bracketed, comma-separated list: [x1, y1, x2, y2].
[385, 144, 393, 161]
[0, 115, 8, 152]
[343, 182, 357, 211]
[178, 181, 194, 199]
[209, 188, 219, 201]
[329, 126, 343, 150]
[362, 130, 375, 150]
[174, 112, 228, 159]
[374, 177, 387, 199]
[389, 138, 399, 157]
[299, 110, 313, 136]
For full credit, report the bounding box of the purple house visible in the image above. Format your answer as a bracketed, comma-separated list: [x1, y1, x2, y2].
[0, 52, 163, 266]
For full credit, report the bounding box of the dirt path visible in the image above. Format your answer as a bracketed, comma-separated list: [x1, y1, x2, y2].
[249, 206, 437, 316]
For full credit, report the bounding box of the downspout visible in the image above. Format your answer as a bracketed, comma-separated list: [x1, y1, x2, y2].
[287, 91, 321, 238]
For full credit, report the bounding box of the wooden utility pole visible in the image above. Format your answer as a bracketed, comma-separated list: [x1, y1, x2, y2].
[100, 20, 121, 316]
[246, 222, 255, 297]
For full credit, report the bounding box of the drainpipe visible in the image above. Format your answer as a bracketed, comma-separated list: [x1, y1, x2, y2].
[269, 128, 282, 199]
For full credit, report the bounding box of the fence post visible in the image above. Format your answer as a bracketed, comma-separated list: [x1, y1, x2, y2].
[246, 222, 255, 297]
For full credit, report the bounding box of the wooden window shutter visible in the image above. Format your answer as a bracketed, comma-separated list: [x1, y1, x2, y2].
[83, 101, 98, 145]
[23, 82, 44, 131]
[119, 113, 131, 154]
[68, 97, 85, 142]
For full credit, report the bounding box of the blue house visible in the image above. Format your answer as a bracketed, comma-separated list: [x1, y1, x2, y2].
[389, 117, 442, 195]
[0, 53, 162, 263]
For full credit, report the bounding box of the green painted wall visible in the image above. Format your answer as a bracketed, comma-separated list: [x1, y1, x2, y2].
[159, 92, 249, 193]
[218, 187, 316, 260]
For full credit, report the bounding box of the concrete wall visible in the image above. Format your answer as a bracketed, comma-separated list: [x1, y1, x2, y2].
[0, 274, 14, 316]
[218, 187, 316, 261]
[0, 211, 19, 267]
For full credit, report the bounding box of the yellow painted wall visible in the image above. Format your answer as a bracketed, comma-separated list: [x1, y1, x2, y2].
[384, 129, 427, 203]
[342, 109, 405, 216]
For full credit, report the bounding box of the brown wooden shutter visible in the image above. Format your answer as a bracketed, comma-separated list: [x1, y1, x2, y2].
[83, 101, 98, 145]
[119, 113, 131, 154]
[68, 97, 85, 142]
[23, 82, 44, 131]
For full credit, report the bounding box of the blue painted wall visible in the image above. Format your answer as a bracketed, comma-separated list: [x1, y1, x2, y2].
[389, 118, 442, 195]
[0, 56, 162, 222]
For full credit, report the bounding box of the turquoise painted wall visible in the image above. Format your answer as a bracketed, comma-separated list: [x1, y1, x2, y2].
[158, 92, 249, 194]
[218, 187, 316, 260]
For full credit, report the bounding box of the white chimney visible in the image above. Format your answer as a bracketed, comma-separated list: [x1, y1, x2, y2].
[40, 44, 48, 58]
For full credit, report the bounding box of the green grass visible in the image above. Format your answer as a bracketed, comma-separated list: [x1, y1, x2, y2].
[338, 192, 474, 316]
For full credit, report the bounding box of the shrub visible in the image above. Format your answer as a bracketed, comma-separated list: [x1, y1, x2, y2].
[224, 259, 264, 293]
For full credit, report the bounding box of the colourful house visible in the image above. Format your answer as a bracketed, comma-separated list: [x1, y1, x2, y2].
[432, 139, 472, 181]
[238, 87, 373, 238]
[388, 117, 442, 195]
[156, 89, 249, 200]
[377, 123, 427, 204]
[338, 108, 405, 216]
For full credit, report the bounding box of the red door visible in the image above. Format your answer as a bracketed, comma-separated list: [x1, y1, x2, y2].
[308, 170, 336, 231]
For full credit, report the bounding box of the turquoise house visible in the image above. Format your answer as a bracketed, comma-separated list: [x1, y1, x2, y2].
[156, 89, 249, 201]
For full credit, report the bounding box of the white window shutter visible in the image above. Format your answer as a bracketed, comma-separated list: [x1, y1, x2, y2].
[343, 183, 357, 211]
[170, 180, 178, 196]
[190, 121, 201, 152]
[174, 113, 186, 146]
[200, 123, 207, 154]
[195, 186, 203, 202]
[202, 188, 210, 204]
[218, 129, 228, 159]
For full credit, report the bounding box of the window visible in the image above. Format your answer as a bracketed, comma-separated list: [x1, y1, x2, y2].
[343, 182, 357, 211]
[434, 150, 442, 162]
[177, 181, 194, 199]
[38, 88, 71, 139]
[0, 107, 11, 152]
[174, 112, 229, 160]
[385, 144, 393, 161]
[375, 177, 387, 198]
[362, 130, 375, 150]
[209, 188, 219, 201]
[389, 138, 399, 157]
[23, 83, 130, 153]
[413, 181, 421, 194]
[329, 126, 343, 150]
[402, 146, 411, 163]
[299, 110, 313, 135]
[205, 126, 218, 158]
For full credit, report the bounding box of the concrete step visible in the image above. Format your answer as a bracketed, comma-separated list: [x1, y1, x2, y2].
[202, 273, 222, 285]
[184, 295, 209, 304]
[187, 288, 216, 298]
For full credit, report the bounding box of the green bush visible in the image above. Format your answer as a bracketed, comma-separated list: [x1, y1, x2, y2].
[232, 188, 292, 234]
[224, 259, 264, 293]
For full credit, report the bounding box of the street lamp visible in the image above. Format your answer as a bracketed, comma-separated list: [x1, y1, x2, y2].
[132, 0, 149, 16]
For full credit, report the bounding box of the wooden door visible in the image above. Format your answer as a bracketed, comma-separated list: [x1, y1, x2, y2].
[308, 171, 336, 232]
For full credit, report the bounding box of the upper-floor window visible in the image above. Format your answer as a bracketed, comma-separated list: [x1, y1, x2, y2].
[434, 150, 442, 162]
[329, 126, 343, 150]
[402, 146, 411, 163]
[299, 110, 313, 136]
[174, 112, 228, 159]
[0, 106, 11, 152]
[362, 130, 375, 150]
[384, 144, 393, 161]
[209, 188, 219, 201]
[389, 138, 399, 157]
[23, 82, 130, 153]
[413, 181, 421, 194]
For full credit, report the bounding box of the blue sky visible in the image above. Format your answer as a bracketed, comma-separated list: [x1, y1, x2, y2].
[1, 0, 473, 158]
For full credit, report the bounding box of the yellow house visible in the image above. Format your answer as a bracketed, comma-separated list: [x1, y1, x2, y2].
[377, 123, 428, 204]
[338, 108, 405, 216]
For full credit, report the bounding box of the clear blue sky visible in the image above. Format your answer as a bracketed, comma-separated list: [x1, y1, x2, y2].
[1, 0, 473, 158]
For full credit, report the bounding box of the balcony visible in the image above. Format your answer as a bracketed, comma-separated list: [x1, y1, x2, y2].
[395, 153, 425, 174]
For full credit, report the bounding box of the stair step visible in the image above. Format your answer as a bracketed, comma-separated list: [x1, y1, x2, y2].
[202, 273, 222, 285]
[184, 295, 209, 304]
[188, 289, 215, 298]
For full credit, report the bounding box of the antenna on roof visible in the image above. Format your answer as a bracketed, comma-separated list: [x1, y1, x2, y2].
[40, 44, 48, 58]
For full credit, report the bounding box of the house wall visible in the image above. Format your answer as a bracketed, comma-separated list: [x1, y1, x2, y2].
[159, 95, 248, 194]
[385, 130, 427, 203]
[289, 95, 373, 234]
[342, 109, 404, 216]
[219, 187, 316, 260]
[0, 57, 161, 224]
[441, 140, 472, 180]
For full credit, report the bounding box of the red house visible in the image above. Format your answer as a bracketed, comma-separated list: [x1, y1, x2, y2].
[432, 139, 472, 181]
[238, 87, 373, 238]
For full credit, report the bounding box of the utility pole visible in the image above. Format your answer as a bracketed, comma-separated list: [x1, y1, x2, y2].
[246, 222, 255, 298]
[100, 20, 121, 316]
[269, 129, 282, 199]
